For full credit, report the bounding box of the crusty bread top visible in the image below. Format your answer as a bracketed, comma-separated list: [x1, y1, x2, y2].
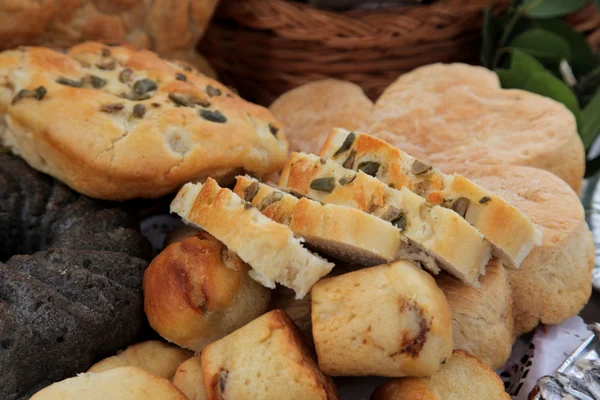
[370, 63, 584, 193]
[31, 366, 188, 400]
[269, 79, 373, 154]
[0, 42, 288, 200]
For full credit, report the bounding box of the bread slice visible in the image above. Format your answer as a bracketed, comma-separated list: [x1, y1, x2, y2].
[233, 175, 404, 266]
[279, 153, 491, 285]
[170, 178, 333, 299]
[371, 350, 510, 400]
[319, 128, 541, 268]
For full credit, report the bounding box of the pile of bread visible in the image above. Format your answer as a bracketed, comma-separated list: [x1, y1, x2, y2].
[1, 40, 592, 399]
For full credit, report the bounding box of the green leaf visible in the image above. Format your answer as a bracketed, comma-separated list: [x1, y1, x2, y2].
[534, 18, 596, 76]
[524, 71, 583, 130]
[482, 7, 501, 69]
[510, 49, 546, 73]
[582, 89, 600, 149]
[521, 0, 589, 18]
[496, 69, 528, 89]
[510, 29, 571, 64]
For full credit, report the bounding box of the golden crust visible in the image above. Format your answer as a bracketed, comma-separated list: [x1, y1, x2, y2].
[371, 350, 510, 400]
[311, 261, 453, 377]
[371, 63, 584, 193]
[31, 366, 188, 400]
[436, 259, 515, 369]
[201, 310, 339, 400]
[464, 164, 594, 334]
[143, 232, 271, 351]
[0, 42, 287, 199]
[269, 79, 374, 154]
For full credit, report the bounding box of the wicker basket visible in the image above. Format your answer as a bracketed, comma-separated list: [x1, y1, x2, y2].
[198, 0, 600, 106]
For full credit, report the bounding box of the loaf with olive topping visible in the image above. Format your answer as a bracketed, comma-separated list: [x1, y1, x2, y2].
[0, 42, 288, 200]
[279, 152, 491, 285]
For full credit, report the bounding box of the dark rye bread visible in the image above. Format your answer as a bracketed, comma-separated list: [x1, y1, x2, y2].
[0, 152, 151, 400]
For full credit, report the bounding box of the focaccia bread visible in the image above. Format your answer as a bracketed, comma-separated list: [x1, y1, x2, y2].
[436, 259, 515, 369]
[201, 310, 339, 400]
[88, 341, 193, 380]
[31, 367, 187, 400]
[269, 79, 374, 154]
[144, 232, 271, 351]
[0, 0, 219, 75]
[371, 350, 511, 400]
[0, 42, 288, 200]
[311, 260, 453, 377]
[279, 152, 491, 285]
[465, 164, 594, 335]
[170, 178, 334, 298]
[233, 175, 403, 266]
[320, 128, 541, 268]
[371, 63, 584, 193]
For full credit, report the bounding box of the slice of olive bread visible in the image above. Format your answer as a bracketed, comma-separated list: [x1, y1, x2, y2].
[279, 153, 491, 285]
[170, 178, 333, 299]
[319, 128, 541, 267]
[234, 175, 404, 266]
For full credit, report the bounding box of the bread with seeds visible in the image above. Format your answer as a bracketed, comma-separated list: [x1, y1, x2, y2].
[311, 260, 453, 377]
[234, 175, 404, 266]
[201, 310, 339, 400]
[279, 153, 491, 285]
[0, 42, 288, 200]
[320, 128, 541, 268]
[170, 178, 333, 298]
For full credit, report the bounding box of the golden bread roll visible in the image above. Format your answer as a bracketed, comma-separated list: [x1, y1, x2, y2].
[87, 340, 193, 380]
[371, 350, 510, 400]
[269, 79, 373, 154]
[0, 42, 287, 200]
[173, 355, 206, 400]
[201, 310, 339, 399]
[144, 232, 271, 351]
[31, 366, 187, 399]
[371, 63, 584, 193]
[311, 260, 453, 377]
[436, 259, 515, 369]
[464, 164, 594, 334]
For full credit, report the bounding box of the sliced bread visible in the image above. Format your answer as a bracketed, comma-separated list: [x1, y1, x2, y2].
[279, 153, 491, 285]
[319, 128, 541, 267]
[233, 175, 403, 266]
[170, 178, 334, 299]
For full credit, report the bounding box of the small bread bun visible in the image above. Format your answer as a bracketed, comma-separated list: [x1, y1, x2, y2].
[173, 355, 206, 400]
[88, 341, 193, 380]
[144, 232, 271, 351]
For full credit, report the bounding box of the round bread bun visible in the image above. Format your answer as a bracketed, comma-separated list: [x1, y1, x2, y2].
[370, 63, 585, 193]
[88, 340, 193, 381]
[173, 354, 206, 400]
[144, 231, 271, 351]
[465, 164, 594, 335]
[0, 42, 288, 200]
[269, 79, 374, 155]
[31, 366, 187, 400]
[0, 0, 218, 73]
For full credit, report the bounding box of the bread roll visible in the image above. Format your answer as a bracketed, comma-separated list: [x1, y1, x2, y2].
[371, 350, 510, 400]
[173, 355, 206, 400]
[144, 232, 271, 351]
[87, 341, 193, 380]
[269, 79, 373, 154]
[370, 63, 584, 193]
[31, 367, 187, 399]
[201, 310, 339, 400]
[0, 42, 288, 200]
[436, 259, 515, 369]
[464, 164, 594, 334]
[311, 260, 453, 377]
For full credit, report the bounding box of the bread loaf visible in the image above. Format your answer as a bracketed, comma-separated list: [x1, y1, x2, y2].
[144, 232, 271, 351]
[311, 260, 453, 377]
[201, 310, 339, 400]
[279, 152, 491, 285]
[170, 178, 334, 298]
[320, 128, 541, 268]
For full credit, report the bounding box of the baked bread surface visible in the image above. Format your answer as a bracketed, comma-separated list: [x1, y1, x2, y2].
[173, 354, 206, 400]
[0, 42, 288, 200]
